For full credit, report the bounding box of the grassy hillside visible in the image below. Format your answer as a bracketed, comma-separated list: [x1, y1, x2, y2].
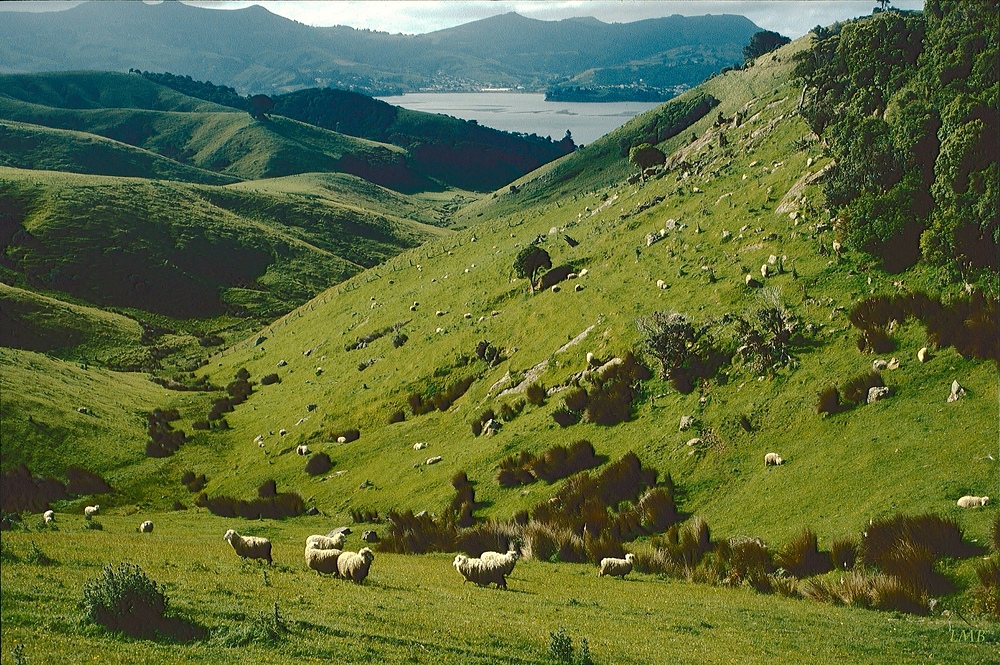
[0, 119, 237, 184]
[2, 14, 998, 664]
[0, 94, 434, 190]
[0, 166, 447, 324]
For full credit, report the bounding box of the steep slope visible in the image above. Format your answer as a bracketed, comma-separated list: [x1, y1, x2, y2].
[4, 30, 993, 552]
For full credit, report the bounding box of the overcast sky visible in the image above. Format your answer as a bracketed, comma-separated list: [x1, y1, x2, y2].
[3, 1, 925, 39]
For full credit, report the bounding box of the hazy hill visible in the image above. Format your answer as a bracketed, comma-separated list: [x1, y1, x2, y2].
[0, 1, 760, 94]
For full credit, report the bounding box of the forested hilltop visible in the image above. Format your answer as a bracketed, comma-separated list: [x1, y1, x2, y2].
[794, 1, 997, 275]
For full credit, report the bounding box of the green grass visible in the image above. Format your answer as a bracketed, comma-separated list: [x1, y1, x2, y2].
[2, 35, 998, 663]
[2, 514, 995, 664]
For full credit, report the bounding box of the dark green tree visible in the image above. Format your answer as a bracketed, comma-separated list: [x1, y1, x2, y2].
[513, 246, 551, 291]
[743, 30, 791, 62]
[248, 94, 275, 121]
[629, 143, 666, 177]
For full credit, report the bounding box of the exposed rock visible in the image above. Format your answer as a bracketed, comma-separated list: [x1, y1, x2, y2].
[679, 415, 695, 431]
[947, 380, 966, 403]
[867, 386, 891, 404]
[917, 347, 931, 363]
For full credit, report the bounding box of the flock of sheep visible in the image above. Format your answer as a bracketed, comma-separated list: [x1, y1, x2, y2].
[217, 526, 642, 586]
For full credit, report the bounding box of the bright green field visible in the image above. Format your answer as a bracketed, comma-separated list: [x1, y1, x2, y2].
[1, 513, 996, 665]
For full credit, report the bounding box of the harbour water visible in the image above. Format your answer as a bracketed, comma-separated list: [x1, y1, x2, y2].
[376, 92, 662, 146]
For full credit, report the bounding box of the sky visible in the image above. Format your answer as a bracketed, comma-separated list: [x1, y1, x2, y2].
[2, 1, 924, 39]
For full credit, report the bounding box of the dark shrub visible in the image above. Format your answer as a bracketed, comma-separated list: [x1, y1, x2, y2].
[185, 474, 207, 493]
[525, 382, 546, 406]
[638, 488, 679, 533]
[392, 333, 408, 348]
[974, 557, 1000, 618]
[200, 491, 304, 520]
[81, 563, 168, 638]
[192, 420, 210, 430]
[257, 480, 277, 498]
[305, 453, 333, 475]
[235, 368, 250, 381]
[172, 501, 187, 511]
[831, 535, 858, 570]
[65, 467, 112, 495]
[552, 407, 581, 427]
[331, 428, 360, 443]
[862, 327, 895, 354]
[841, 371, 884, 406]
[260, 373, 280, 386]
[816, 386, 845, 415]
[777, 528, 833, 578]
[993, 515, 1000, 552]
[379, 509, 458, 554]
[471, 409, 495, 437]
[869, 574, 929, 615]
[198, 334, 224, 347]
[454, 520, 515, 557]
[726, 538, 775, 585]
[563, 387, 589, 413]
[498, 400, 525, 422]
[180, 471, 195, 486]
[388, 410, 406, 424]
[583, 353, 652, 426]
[584, 532, 625, 565]
[349, 507, 381, 523]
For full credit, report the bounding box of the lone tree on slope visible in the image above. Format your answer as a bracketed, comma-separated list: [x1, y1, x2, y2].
[248, 94, 275, 121]
[513, 245, 551, 292]
[629, 143, 666, 179]
[743, 30, 791, 63]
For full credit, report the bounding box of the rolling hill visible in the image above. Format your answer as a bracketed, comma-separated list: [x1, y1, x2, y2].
[0, 2, 761, 95]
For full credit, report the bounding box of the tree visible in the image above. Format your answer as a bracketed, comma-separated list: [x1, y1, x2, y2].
[513, 246, 551, 291]
[628, 143, 666, 177]
[636, 311, 706, 379]
[248, 94, 275, 121]
[743, 30, 792, 62]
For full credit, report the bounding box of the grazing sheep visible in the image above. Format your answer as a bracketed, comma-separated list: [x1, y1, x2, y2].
[917, 347, 930, 363]
[413, 442, 428, 451]
[453, 554, 508, 589]
[280, 429, 288, 436]
[305, 547, 342, 575]
[223, 529, 272, 564]
[296, 444, 310, 455]
[957, 496, 989, 508]
[426, 456, 442, 465]
[84, 505, 99, 518]
[764, 452, 784, 466]
[599, 553, 635, 578]
[480, 550, 519, 577]
[337, 547, 375, 583]
[43, 510, 54, 524]
[361, 530, 380, 543]
[306, 533, 346, 550]
[139, 521, 154, 533]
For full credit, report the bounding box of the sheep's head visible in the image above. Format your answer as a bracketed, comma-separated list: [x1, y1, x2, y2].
[223, 529, 237, 543]
[984, 497, 990, 505]
[359, 547, 375, 563]
[453, 555, 467, 568]
[625, 553, 635, 563]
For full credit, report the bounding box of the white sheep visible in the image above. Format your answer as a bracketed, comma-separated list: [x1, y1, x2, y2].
[413, 442, 428, 451]
[453, 554, 508, 589]
[305, 547, 342, 575]
[223, 529, 272, 564]
[139, 521, 154, 533]
[305, 533, 346, 550]
[957, 496, 989, 508]
[337, 547, 375, 583]
[599, 553, 635, 578]
[84, 505, 99, 518]
[296, 444, 310, 455]
[480, 549, 519, 577]
[764, 453, 784, 466]
[43, 510, 54, 524]
[426, 456, 442, 465]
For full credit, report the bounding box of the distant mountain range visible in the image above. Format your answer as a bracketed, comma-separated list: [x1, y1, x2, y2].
[0, 2, 761, 96]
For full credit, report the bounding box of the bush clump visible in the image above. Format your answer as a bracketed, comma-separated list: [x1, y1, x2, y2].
[260, 373, 280, 385]
[81, 563, 168, 638]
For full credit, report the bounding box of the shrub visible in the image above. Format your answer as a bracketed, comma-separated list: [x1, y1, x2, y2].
[220, 602, 287, 647]
[498, 399, 525, 422]
[525, 382, 547, 406]
[524, 522, 585, 563]
[816, 386, 845, 415]
[392, 333, 408, 348]
[81, 563, 168, 638]
[198, 490, 305, 520]
[552, 407, 581, 427]
[841, 371, 884, 406]
[0, 465, 69, 513]
[388, 410, 406, 424]
[349, 507, 381, 524]
[726, 537, 775, 585]
[305, 453, 333, 476]
[869, 573, 928, 614]
[192, 420, 210, 430]
[260, 373, 280, 385]
[172, 501, 187, 511]
[83, 519, 103, 531]
[25, 541, 55, 565]
[454, 520, 517, 557]
[257, 480, 277, 498]
[777, 528, 833, 578]
[637, 488, 679, 533]
[563, 387, 589, 413]
[379, 509, 458, 555]
[831, 535, 858, 570]
[64, 467, 112, 495]
[974, 557, 1000, 618]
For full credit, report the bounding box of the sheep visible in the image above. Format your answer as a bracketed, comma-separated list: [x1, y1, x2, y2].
[223, 529, 272, 564]
[43, 510, 54, 524]
[764, 452, 784, 466]
[426, 456, 442, 465]
[139, 520, 154, 533]
[957, 496, 989, 508]
[917, 347, 930, 363]
[413, 442, 428, 451]
[305, 547, 342, 575]
[599, 553, 635, 578]
[84, 505, 99, 518]
[453, 554, 508, 589]
[296, 444, 310, 455]
[480, 549, 519, 577]
[337, 547, 375, 583]
[306, 533, 346, 550]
